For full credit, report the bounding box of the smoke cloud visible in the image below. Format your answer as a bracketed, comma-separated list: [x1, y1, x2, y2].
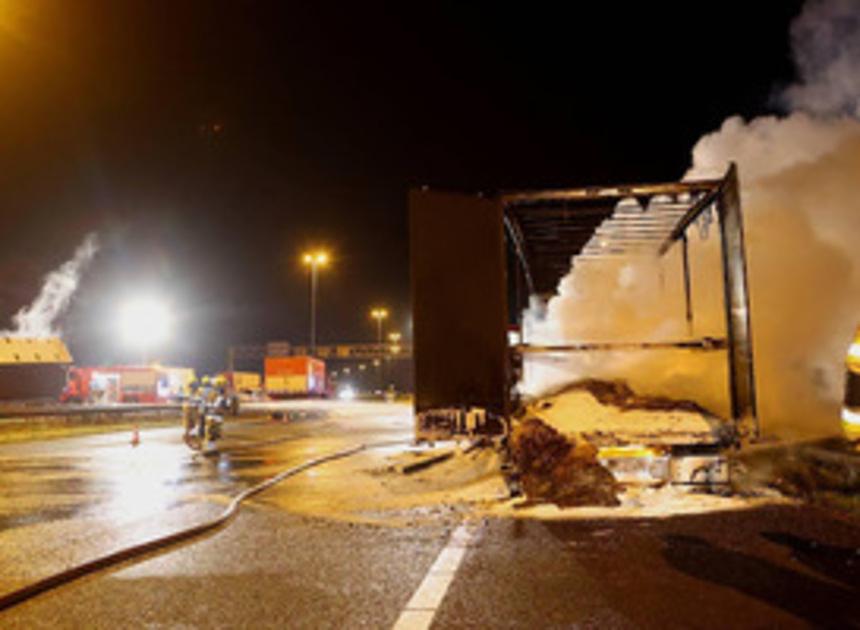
[523, 0, 860, 438]
[783, 0, 860, 116]
[4, 233, 99, 338]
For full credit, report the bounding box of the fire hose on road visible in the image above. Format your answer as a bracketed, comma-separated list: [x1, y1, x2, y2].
[0, 439, 410, 613]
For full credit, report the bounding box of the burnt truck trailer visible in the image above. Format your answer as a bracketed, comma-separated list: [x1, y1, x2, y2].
[0, 337, 73, 402]
[410, 165, 756, 487]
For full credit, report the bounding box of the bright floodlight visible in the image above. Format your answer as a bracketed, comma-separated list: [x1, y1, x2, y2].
[119, 297, 171, 349]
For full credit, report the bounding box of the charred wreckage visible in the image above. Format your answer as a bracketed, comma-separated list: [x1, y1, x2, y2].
[409, 165, 756, 494]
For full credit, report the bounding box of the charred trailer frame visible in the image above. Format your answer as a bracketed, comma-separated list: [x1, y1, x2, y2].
[409, 190, 509, 438]
[410, 164, 757, 441]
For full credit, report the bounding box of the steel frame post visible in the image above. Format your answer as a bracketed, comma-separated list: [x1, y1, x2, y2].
[717, 163, 758, 438]
[681, 234, 693, 334]
[309, 265, 318, 356]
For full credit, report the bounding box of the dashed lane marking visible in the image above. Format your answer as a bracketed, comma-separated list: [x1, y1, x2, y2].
[392, 523, 479, 630]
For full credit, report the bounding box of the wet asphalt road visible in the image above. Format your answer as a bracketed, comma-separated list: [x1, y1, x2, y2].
[1, 401, 859, 628]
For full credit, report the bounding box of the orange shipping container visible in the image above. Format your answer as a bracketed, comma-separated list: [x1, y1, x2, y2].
[264, 356, 325, 397]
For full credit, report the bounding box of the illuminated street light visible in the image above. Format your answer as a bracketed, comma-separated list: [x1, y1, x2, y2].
[369, 308, 389, 390]
[118, 297, 172, 364]
[302, 250, 330, 355]
[370, 307, 388, 345]
[388, 331, 402, 355]
[303, 251, 329, 266]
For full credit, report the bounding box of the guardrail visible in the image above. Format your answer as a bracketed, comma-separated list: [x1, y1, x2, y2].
[0, 403, 181, 420]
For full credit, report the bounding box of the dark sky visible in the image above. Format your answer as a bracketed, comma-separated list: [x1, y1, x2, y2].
[0, 0, 805, 370]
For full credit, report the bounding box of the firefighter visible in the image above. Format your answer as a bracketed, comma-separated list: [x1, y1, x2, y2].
[200, 375, 217, 402]
[213, 374, 239, 415]
[197, 376, 215, 439]
[212, 375, 228, 417]
[182, 379, 201, 441]
[207, 374, 230, 440]
[213, 374, 228, 392]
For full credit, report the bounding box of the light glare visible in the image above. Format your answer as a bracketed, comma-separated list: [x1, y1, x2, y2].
[118, 297, 172, 350]
[302, 250, 330, 266]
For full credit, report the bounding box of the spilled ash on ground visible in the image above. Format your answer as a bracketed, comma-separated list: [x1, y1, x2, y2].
[247, 384, 822, 527]
[249, 434, 794, 528]
[292, 381, 860, 526]
[246, 442, 510, 528]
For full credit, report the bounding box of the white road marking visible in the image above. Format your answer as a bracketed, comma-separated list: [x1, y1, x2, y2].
[393, 523, 478, 630]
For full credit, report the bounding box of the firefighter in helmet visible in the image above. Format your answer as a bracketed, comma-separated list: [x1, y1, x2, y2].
[199, 375, 227, 442]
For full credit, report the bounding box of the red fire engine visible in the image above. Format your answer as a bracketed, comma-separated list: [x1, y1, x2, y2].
[61, 365, 194, 404]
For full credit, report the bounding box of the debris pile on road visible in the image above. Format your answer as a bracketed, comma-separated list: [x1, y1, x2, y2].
[511, 417, 619, 507]
[527, 379, 729, 446]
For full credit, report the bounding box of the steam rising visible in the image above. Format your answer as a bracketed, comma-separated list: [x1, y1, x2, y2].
[783, 0, 860, 116]
[523, 0, 860, 437]
[4, 233, 98, 338]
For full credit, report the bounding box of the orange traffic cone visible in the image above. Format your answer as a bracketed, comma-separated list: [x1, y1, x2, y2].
[130, 424, 140, 447]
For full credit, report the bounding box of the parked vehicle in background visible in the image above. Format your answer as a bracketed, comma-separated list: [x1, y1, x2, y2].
[61, 364, 195, 404]
[220, 370, 262, 398]
[264, 356, 325, 398]
[158, 366, 196, 401]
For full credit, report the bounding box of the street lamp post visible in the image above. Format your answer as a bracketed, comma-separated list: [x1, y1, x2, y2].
[370, 307, 388, 346]
[386, 331, 402, 396]
[370, 307, 388, 391]
[303, 251, 329, 355]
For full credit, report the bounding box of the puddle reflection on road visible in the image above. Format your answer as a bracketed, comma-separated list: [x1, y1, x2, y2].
[0, 436, 291, 532]
[100, 444, 189, 522]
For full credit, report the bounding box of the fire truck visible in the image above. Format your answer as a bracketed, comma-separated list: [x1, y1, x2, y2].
[60, 365, 194, 404]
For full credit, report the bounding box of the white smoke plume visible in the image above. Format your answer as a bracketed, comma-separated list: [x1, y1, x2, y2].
[4, 233, 99, 338]
[783, 0, 860, 116]
[523, 0, 860, 438]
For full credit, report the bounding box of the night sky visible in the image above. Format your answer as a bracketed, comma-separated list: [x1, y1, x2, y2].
[0, 1, 805, 371]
